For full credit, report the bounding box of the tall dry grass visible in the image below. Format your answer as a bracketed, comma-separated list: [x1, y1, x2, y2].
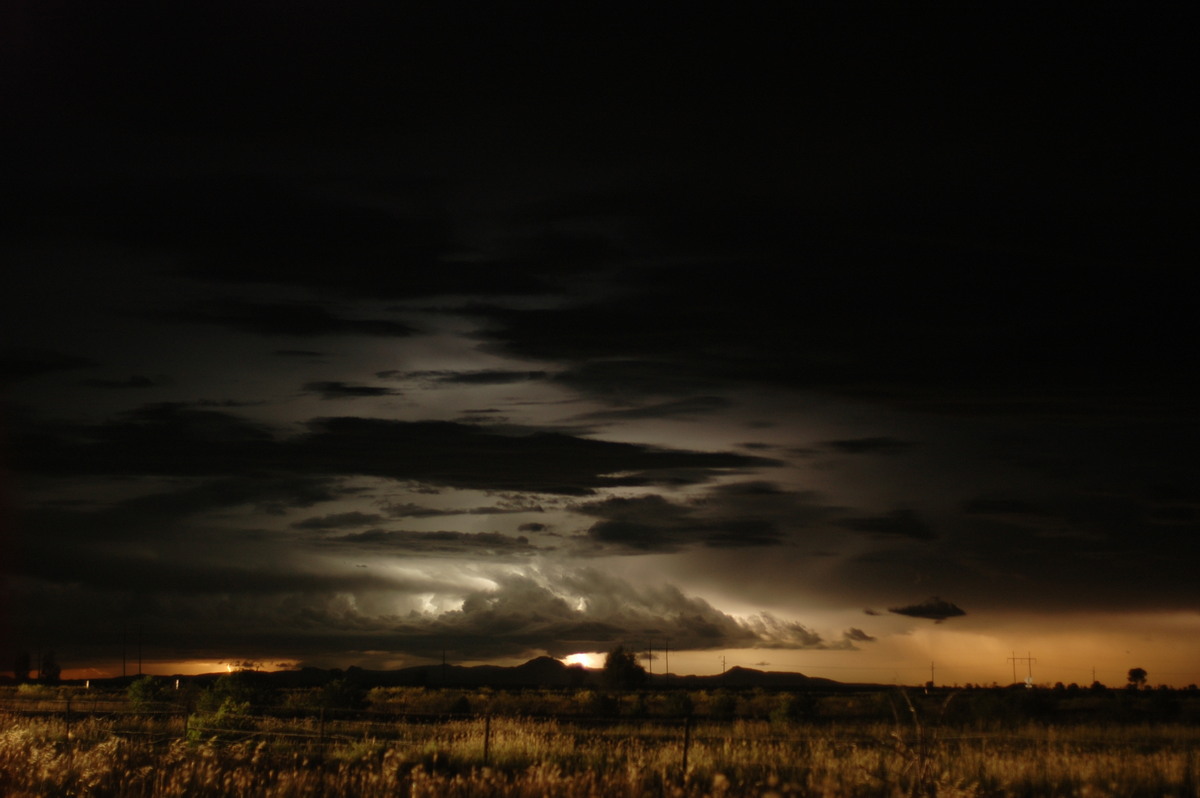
[2, 710, 1198, 797]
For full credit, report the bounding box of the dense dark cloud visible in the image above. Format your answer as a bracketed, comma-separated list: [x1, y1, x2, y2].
[578, 495, 780, 552]
[292, 418, 774, 496]
[462, 502, 546, 516]
[302, 381, 400, 400]
[0, 350, 93, 384]
[826, 500, 1200, 616]
[80, 375, 171, 390]
[962, 498, 1053, 518]
[291, 512, 385, 531]
[467, 254, 1195, 414]
[843, 628, 876, 643]
[13, 545, 411, 599]
[834, 510, 936, 541]
[10, 404, 775, 495]
[1146, 504, 1199, 526]
[888, 597, 967, 622]
[16, 476, 345, 547]
[3, 174, 458, 298]
[552, 360, 725, 400]
[324, 530, 540, 556]
[10, 403, 277, 478]
[393, 370, 550, 386]
[379, 502, 457, 519]
[822, 437, 916, 455]
[377, 500, 545, 519]
[571, 396, 733, 422]
[193, 399, 267, 409]
[574, 482, 833, 553]
[274, 350, 327, 358]
[164, 300, 417, 338]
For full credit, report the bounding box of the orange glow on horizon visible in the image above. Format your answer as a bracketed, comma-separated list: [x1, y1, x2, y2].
[58, 660, 300, 681]
[42, 613, 1200, 687]
[560, 652, 603, 669]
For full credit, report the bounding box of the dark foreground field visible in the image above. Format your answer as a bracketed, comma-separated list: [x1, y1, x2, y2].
[2, 683, 1199, 796]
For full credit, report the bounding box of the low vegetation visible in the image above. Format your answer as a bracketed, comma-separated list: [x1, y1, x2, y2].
[1, 681, 1199, 796]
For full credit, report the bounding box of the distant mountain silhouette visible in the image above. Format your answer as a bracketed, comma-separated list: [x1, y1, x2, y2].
[238, 656, 590, 690]
[659, 665, 842, 689]
[251, 658, 849, 690]
[81, 657, 861, 690]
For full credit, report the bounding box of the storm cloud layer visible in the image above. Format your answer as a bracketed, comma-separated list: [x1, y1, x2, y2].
[2, 6, 1196, 681]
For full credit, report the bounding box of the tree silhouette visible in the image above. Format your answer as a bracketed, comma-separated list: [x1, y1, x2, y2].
[602, 645, 647, 689]
[38, 651, 61, 685]
[12, 652, 30, 683]
[1127, 667, 1147, 689]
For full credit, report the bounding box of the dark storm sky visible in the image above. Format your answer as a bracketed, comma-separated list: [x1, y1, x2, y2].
[1, 4, 1196, 680]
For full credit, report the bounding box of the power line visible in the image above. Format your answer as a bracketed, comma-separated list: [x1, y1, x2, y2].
[1008, 651, 1036, 684]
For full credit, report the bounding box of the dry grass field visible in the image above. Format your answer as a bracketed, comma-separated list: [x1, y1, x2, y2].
[2, 685, 1198, 797]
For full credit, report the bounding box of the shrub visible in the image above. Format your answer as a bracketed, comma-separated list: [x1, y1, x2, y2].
[708, 689, 738, 720]
[663, 691, 694, 717]
[127, 675, 170, 709]
[320, 677, 367, 710]
[575, 690, 618, 716]
[196, 670, 278, 713]
[770, 691, 817, 724]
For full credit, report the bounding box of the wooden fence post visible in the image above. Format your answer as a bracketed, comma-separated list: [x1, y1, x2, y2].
[483, 714, 491, 765]
[681, 715, 691, 779]
[65, 696, 72, 740]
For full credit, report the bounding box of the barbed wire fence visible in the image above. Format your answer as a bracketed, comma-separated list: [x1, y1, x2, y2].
[0, 691, 1039, 774]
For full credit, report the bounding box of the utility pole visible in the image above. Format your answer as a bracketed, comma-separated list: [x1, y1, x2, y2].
[720, 655, 726, 675]
[930, 661, 935, 686]
[1008, 651, 1036, 684]
[664, 639, 669, 683]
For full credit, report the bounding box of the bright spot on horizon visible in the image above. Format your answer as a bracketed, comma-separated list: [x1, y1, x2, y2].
[561, 652, 603, 669]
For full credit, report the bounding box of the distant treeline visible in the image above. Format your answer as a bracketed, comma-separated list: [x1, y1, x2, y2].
[5, 672, 1200, 727]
